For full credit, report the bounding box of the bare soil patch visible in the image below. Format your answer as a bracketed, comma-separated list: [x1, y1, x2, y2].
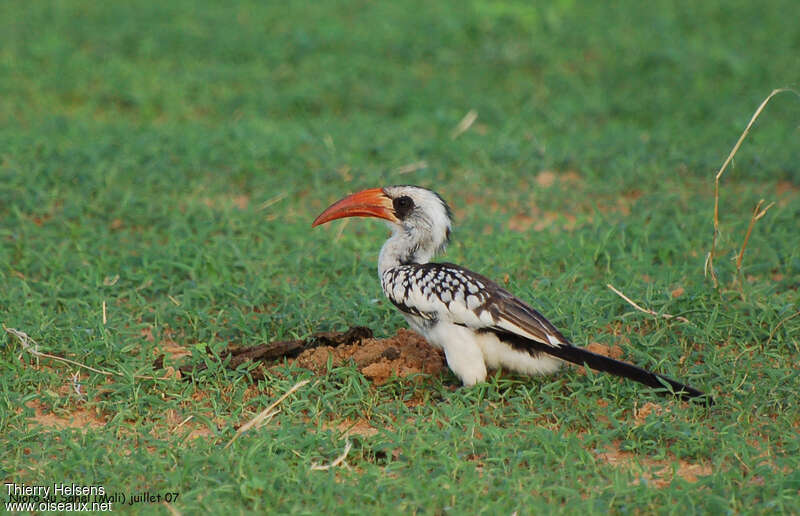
[596, 440, 712, 488]
[292, 329, 445, 384]
[322, 418, 381, 437]
[24, 400, 106, 432]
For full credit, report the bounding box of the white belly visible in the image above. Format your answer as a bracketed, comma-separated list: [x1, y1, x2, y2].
[475, 331, 562, 376]
[409, 319, 562, 385]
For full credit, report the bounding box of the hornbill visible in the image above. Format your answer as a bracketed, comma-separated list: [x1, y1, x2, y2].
[312, 185, 712, 403]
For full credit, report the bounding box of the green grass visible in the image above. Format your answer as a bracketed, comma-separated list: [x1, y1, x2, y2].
[2, 0, 799, 513]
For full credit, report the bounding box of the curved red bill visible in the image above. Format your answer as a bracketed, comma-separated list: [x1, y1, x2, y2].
[311, 188, 398, 227]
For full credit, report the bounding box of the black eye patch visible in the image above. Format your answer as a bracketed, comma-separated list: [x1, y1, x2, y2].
[392, 195, 415, 220]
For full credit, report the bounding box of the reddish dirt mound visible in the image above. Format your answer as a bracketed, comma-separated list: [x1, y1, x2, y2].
[292, 329, 445, 384]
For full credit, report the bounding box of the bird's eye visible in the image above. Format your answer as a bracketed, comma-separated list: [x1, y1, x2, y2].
[393, 195, 415, 219]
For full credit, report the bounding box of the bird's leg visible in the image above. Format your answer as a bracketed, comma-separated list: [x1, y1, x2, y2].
[430, 325, 488, 386]
[443, 344, 487, 386]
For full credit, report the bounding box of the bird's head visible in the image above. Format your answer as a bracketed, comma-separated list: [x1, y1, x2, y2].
[312, 185, 453, 263]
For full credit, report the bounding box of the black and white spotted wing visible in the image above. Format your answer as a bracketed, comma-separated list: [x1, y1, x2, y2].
[381, 262, 569, 348]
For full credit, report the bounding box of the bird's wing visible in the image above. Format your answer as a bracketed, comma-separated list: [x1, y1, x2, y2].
[382, 262, 569, 347]
[482, 287, 570, 347]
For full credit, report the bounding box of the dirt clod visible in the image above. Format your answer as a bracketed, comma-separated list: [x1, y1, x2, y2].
[293, 329, 445, 384]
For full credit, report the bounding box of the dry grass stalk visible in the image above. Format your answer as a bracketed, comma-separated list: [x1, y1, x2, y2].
[707, 88, 798, 287]
[451, 109, 478, 139]
[5, 325, 170, 381]
[162, 501, 182, 516]
[224, 379, 312, 449]
[310, 440, 353, 471]
[102, 300, 107, 325]
[7, 326, 116, 376]
[734, 199, 775, 285]
[766, 310, 800, 348]
[257, 191, 288, 211]
[334, 217, 349, 242]
[172, 415, 195, 433]
[607, 284, 690, 324]
[395, 160, 429, 175]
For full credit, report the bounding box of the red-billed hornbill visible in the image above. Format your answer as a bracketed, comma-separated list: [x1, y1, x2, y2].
[312, 185, 712, 403]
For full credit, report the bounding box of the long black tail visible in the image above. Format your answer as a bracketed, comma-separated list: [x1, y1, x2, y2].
[544, 343, 713, 404]
[492, 330, 713, 404]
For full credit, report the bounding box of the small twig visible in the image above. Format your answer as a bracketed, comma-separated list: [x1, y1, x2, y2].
[172, 415, 194, 433]
[310, 440, 353, 471]
[163, 501, 182, 516]
[224, 379, 312, 449]
[4, 326, 170, 380]
[766, 310, 800, 348]
[607, 284, 690, 324]
[135, 279, 153, 292]
[334, 217, 349, 243]
[734, 199, 775, 286]
[703, 252, 713, 283]
[708, 88, 799, 287]
[233, 407, 281, 436]
[102, 301, 107, 325]
[7, 326, 115, 376]
[451, 109, 478, 139]
[394, 160, 428, 175]
[732, 452, 751, 473]
[257, 191, 288, 212]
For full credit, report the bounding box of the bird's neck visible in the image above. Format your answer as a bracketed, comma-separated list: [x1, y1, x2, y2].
[378, 230, 436, 275]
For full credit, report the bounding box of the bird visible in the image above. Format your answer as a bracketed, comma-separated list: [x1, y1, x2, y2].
[312, 185, 712, 403]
